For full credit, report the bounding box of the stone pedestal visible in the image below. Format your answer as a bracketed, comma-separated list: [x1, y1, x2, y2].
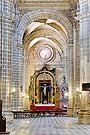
[73, 106, 80, 117]
[78, 112, 85, 124]
[67, 107, 73, 117]
[83, 114, 89, 124]
[78, 109, 90, 124]
[3, 110, 13, 124]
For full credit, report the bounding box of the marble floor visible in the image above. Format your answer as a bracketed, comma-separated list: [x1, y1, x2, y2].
[6, 117, 90, 135]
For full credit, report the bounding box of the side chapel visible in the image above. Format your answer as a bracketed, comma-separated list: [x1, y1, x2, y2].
[29, 65, 60, 110]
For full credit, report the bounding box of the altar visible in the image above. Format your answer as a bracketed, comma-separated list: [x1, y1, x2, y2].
[35, 104, 55, 110]
[29, 65, 60, 110]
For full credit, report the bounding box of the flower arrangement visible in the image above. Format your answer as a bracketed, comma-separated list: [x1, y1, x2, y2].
[44, 99, 47, 104]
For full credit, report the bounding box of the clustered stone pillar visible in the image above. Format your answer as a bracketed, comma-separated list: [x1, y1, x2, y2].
[16, 46, 23, 110]
[11, 8, 18, 110]
[0, 0, 13, 123]
[67, 44, 74, 117]
[11, 6, 23, 110]
[22, 49, 26, 109]
[78, 0, 90, 124]
[73, 18, 81, 117]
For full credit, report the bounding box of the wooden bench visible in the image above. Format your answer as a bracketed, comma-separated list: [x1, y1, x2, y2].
[11, 110, 62, 119]
[0, 132, 10, 135]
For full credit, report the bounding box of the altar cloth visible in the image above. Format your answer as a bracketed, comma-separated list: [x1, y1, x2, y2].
[35, 104, 55, 110]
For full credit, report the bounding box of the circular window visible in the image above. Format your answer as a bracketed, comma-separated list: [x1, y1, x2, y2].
[40, 48, 51, 59]
[35, 45, 55, 63]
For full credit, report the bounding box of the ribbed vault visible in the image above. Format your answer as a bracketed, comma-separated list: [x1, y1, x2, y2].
[17, 9, 73, 46]
[23, 19, 68, 64]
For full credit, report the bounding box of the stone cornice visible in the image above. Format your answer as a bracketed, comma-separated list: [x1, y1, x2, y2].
[16, 0, 73, 10]
[18, 3, 71, 10]
[15, 0, 78, 10]
[33, 63, 64, 68]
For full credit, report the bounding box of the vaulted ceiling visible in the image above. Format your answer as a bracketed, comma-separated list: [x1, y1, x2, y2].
[14, 0, 78, 65]
[23, 19, 68, 64]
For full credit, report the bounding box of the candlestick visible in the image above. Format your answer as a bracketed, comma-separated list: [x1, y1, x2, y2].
[48, 92, 49, 104]
[41, 92, 42, 104]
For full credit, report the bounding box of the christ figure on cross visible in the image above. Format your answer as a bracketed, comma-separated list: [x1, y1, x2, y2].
[43, 84, 48, 96]
[43, 84, 48, 103]
[40, 83, 50, 104]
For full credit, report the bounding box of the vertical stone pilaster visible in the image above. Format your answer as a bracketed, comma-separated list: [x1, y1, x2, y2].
[16, 46, 23, 110]
[11, 17, 18, 109]
[67, 44, 74, 117]
[0, 0, 13, 123]
[73, 19, 81, 117]
[11, 6, 23, 110]
[78, 0, 90, 124]
[22, 49, 26, 109]
[79, 0, 90, 109]
[0, 0, 2, 100]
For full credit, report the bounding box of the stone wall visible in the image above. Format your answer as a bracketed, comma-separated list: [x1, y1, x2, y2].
[0, 0, 13, 123]
[78, 0, 90, 124]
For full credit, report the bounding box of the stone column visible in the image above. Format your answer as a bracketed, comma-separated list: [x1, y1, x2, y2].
[0, 0, 13, 123]
[22, 49, 26, 109]
[67, 44, 74, 117]
[16, 46, 23, 110]
[73, 18, 81, 117]
[78, 0, 90, 124]
[0, 0, 2, 100]
[11, 8, 18, 110]
[11, 6, 23, 110]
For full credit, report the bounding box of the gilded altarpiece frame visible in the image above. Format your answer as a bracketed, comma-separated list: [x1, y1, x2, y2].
[29, 66, 60, 108]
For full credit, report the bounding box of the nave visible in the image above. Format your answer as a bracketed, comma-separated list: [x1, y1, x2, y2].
[7, 117, 90, 135]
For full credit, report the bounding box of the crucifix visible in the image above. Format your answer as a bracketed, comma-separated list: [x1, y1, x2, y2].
[42, 83, 50, 96]
[40, 83, 50, 104]
[43, 84, 47, 96]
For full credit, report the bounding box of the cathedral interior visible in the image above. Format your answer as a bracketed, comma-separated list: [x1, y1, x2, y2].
[0, 0, 90, 134]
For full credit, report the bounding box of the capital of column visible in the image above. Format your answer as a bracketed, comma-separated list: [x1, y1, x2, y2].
[17, 44, 24, 49]
[68, 44, 73, 49]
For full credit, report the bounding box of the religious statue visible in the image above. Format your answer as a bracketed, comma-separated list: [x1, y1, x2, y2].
[43, 84, 47, 96]
[43, 84, 47, 104]
[40, 83, 50, 104]
[40, 83, 48, 104]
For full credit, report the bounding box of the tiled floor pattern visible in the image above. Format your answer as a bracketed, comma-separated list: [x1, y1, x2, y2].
[6, 117, 90, 135]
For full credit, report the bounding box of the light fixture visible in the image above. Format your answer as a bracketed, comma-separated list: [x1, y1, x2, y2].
[76, 88, 81, 94]
[22, 93, 25, 97]
[76, 88, 79, 92]
[27, 96, 29, 99]
[65, 92, 68, 97]
[11, 88, 15, 94]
